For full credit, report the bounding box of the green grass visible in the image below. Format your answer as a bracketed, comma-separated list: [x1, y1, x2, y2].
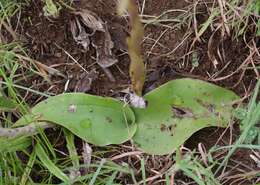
[216, 79, 260, 174]
[0, 0, 259, 184]
[193, 0, 260, 39]
[0, 1, 32, 184]
[173, 149, 221, 185]
[0, 1, 54, 184]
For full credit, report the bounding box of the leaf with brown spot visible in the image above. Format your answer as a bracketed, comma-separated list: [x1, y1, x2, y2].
[74, 69, 98, 92]
[133, 78, 239, 155]
[171, 106, 194, 119]
[16, 93, 136, 146]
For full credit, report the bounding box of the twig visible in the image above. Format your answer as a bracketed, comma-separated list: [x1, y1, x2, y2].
[211, 50, 256, 82]
[102, 67, 115, 82]
[111, 151, 143, 161]
[0, 122, 54, 138]
[1, 20, 18, 41]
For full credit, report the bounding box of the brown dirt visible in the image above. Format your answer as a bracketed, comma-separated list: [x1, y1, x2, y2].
[8, 0, 259, 184]
[18, 0, 257, 99]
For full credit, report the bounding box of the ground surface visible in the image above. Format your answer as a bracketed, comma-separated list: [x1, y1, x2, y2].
[3, 0, 260, 184]
[19, 0, 257, 98]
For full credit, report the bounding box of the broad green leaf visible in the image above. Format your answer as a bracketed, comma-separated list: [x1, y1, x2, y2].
[17, 93, 136, 146]
[133, 78, 239, 155]
[0, 136, 31, 152]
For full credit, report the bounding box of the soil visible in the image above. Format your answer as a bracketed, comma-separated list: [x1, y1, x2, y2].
[5, 0, 260, 184]
[17, 0, 257, 99]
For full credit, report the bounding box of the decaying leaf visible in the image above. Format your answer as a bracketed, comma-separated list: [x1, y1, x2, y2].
[70, 18, 91, 51]
[91, 23, 118, 68]
[70, 9, 118, 80]
[16, 54, 66, 81]
[74, 69, 98, 92]
[34, 60, 66, 78]
[118, 0, 146, 97]
[71, 9, 105, 51]
[109, 22, 128, 51]
[207, 29, 221, 68]
[74, 10, 104, 32]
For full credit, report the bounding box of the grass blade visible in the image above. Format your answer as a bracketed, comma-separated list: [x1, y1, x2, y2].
[35, 143, 70, 183]
[141, 158, 146, 185]
[64, 129, 80, 168]
[89, 158, 106, 185]
[105, 171, 118, 185]
[216, 80, 260, 173]
[20, 149, 36, 185]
